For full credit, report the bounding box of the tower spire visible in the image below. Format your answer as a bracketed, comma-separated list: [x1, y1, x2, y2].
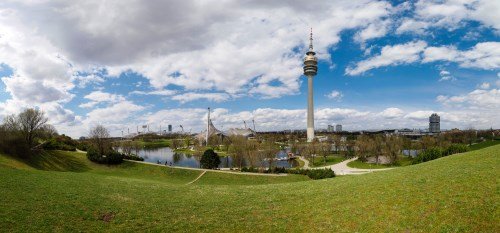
[309, 27, 314, 51]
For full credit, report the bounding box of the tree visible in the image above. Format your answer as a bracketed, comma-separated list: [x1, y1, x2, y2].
[259, 140, 280, 170]
[385, 135, 403, 164]
[200, 149, 220, 169]
[89, 124, 110, 156]
[17, 108, 49, 150]
[319, 142, 331, 165]
[120, 140, 133, 156]
[171, 139, 181, 150]
[355, 135, 374, 162]
[421, 136, 436, 151]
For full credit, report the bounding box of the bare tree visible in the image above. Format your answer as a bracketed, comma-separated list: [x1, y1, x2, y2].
[385, 135, 403, 164]
[89, 124, 110, 155]
[259, 140, 279, 170]
[319, 142, 331, 165]
[16, 108, 49, 150]
[120, 140, 133, 156]
[355, 135, 374, 162]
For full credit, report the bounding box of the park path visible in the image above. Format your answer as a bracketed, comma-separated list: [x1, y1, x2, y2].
[297, 156, 310, 169]
[306, 157, 394, 175]
[186, 171, 206, 185]
[125, 160, 289, 176]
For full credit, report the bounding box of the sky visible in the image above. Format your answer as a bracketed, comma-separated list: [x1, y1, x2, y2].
[0, 0, 499, 138]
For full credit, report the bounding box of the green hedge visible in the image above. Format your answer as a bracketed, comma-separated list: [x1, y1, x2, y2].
[241, 167, 335, 180]
[413, 144, 468, 164]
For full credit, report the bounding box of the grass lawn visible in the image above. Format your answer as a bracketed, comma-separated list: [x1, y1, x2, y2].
[0, 145, 498, 232]
[347, 156, 413, 169]
[468, 139, 500, 151]
[136, 139, 172, 149]
[310, 155, 345, 167]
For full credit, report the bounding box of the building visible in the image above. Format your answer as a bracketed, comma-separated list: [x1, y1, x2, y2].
[335, 124, 342, 132]
[327, 125, 334, 132]
[429, 113, 440, 133]
[168, 124, 172, 133]
[303, 28, 318, 142]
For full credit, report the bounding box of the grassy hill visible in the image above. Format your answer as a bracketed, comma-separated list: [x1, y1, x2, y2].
[0, 146, 498, 232]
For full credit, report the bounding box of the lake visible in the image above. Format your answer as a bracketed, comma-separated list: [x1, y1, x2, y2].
[133, 147, 298, 168]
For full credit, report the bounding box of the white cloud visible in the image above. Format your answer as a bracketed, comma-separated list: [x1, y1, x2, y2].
[398, 0, 500, 34]
[439, 70, 456, 82]
[478, 82, 490, 89]
[171, 92, 231, 104]
[348, 41, 500, 75]
[437, 88, 500, 109]
[79, 91, 125, 108]
[424, 42, 500, 70]
[346, 41, 427, 75]
[130, 89, 177, 96]
[379, 107, 404, 118]
[326, 90, 343, 101]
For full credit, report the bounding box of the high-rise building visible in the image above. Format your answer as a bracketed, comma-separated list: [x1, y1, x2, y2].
[303, 28, 318, 142]
[327, 125, 334, 132]
[168, 124, 172, 133]
[429, 113, 440, 133]
[335, 124, 342, 132]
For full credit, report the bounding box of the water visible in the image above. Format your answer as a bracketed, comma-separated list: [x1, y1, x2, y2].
[132, 147, 298, 168]
[402, 149, 420, 157]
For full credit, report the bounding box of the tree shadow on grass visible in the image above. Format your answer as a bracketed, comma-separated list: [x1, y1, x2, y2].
[26, 151, 90, 172]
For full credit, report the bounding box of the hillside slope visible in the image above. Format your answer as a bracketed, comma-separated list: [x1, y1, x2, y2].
[0, 146, 498, 232]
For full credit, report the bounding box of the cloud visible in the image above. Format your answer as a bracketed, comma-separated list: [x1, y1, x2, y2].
[478, 82, 490, 89]
[0, 0, 397, 100]
[439, 70, 456, 82]
[437, 88, 500, 109]
[378, 107, 404, 118]
[397, 0, 500, 34]
[325, 90, 343, 101]
[79, 91, 125, 108]
[130, 89, 177, 96]
[347, 41, 500, 75]
[346, 41, 427, 75]
[171, 92, 231, 104]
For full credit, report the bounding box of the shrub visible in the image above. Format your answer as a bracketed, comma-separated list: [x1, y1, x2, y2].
[412, 147, 443, 164]
[305, 168, 336, 180]
[43, 138, 76, 151]
[87, 147, 124, 165]
[200, 149, 220, 169]
[443, 144, 468, 156]
[123, 154, 144, 161]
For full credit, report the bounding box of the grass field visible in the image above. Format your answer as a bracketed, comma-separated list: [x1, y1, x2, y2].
[469, 139, 500, 151]
[136, 139, 172, 148]
[0, 145, 498, 232]
[310, 155, 345, 167]
[347, 156, 413, 169]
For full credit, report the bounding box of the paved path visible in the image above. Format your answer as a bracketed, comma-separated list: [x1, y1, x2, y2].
[297, 156, 310, 169]
[186, 171, 206, 185]
[303, 157, 394, 175]
[125, 160, 289, 176]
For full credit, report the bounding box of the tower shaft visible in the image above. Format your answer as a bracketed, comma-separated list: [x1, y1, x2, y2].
[307, 75, 315, 142]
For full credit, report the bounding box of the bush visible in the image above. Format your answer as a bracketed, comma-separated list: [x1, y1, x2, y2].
[200, 149, 220, 169]
[123, 154, 144, 161]
[413, 147, 443, 164]
[443, 144, 468, 156]
[43, 138, 76, 151]
[87, 148, 124, 165]
[241, 166, 335, 180]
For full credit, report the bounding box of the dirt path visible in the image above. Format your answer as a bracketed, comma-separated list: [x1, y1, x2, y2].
[186, 171, 206, 185]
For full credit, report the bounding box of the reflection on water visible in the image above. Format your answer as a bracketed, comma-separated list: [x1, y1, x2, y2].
[134, 147, 297, 168]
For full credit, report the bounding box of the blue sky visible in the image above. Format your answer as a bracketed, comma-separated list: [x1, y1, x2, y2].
[0, 0, 499, 137]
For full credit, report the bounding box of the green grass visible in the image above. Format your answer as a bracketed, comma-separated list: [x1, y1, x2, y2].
[469, 139, 500, 151]
[310, 155, 345, 167]
[1, 146, 499, 232]
[347, 156, 413, 169]
[136, 139, 172, 148]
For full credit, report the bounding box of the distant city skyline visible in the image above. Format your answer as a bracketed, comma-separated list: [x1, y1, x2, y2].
[0, 1, 499, 137]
